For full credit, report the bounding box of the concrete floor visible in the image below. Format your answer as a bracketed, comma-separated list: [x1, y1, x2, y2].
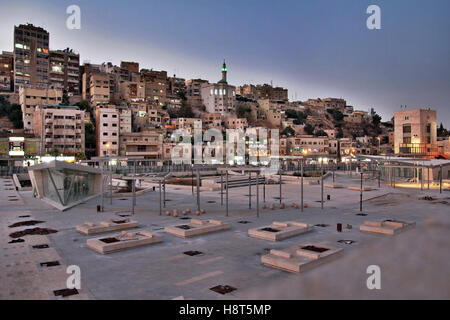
[1, 172, 449, 300]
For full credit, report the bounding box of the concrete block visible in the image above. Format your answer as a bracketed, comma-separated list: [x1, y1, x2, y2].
[76, 219, 139, 235]
[348, 186, 372, 191]
[164, 219, 230, 238]
[261, 242, 343, 273]
[360, 219, 416, 236]
[324, 183, 344, 189]
[248, 221, 314, 241]
[87, 231, 163, 254]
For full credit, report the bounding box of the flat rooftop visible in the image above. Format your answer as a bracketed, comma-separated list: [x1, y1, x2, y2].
[1, 172, 449, 299]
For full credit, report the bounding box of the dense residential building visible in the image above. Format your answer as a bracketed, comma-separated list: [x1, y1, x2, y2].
[394, 108, 438, 157]
[200, 113, 222, 130]
[13, 24, 49, 91]
[119, 129, 164, 158]
[167, 75, 186, 97]
[224, 117, 248, 130]
[120, 61, 139, 76]
[33, 104, 85, 155]
[141, 69, 167, 107]
[82, 72, 110, 105]
[323, 98, 346, 111]
[286, 135, 329, 156]
[118, 80, 146, 102]
[0, 51, 13, 91]
[258, 99, 283, 127]
[237, 84, 288, 101]
[345, 110, 369, 124]
[201, 61, 236, 114]
[95, 105, 120, 157]
[19, 87, 63, 131]
[49, 48, 80, 94]
[186, 78, 208, 108]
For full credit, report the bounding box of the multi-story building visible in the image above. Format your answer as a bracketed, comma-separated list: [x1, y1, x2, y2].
[141, 69, 167, 107]
[201, 61, 236, 114]
[82, 72, 110, 105]
[120, 61, 139, 76]
[286, 135, 329, 156]
[345, 110, 369, 124]
[95, 105, 119, 157]
[323, 98, 346, 111]
[175, 118, 202, 134]
[119, 129, 164, 159]
[13, 24, 49, 91]
[33, 104, 85, 155]
[0, 51, 13, 92]
[237, 84, 288, 101]
[167, 75, 186, 97]
[394, 108, 438, 157]
[118, 80, 146, 102]
[186, 78, 208, 108]
[49, 48, 80, 94]
[117, 106, 132, 134]
[200, 113, 222, 130]
[224, 117, 248, 130]
[19, 87, 63, 131]
[258, 99, 283, 127]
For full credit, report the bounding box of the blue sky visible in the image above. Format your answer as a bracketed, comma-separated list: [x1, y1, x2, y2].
[1, 0, 449, 126]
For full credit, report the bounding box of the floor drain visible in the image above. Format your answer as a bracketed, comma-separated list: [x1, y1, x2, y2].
[338, 240, 356, 245]
[119, 198, 128, 201]
[314, 224, 329, 227]
[53, 288, 79, 297]
[32, 244, 49, 249]
[179, 217, 190, 220]
[9, 227, 58, 238]
[8, 220, 44, 228]
[8, 199, 18, 201]
[237, 221, 251, 224]
[118, 214, 131, 217]
[18, 215, 31, 218]
[183, 250, 203, 256]
[40, 261, 60, 267]
[207, 200, 216, 203]
[8, 238, 24, 244]
[210, 285, 236, 295]
[356, 213, 368, 216]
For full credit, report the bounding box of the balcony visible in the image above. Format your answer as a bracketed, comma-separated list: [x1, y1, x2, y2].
[398, 143, 439, 157]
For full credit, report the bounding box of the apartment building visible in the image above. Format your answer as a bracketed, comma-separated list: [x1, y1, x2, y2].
[120, 61, 139, 76]
[175, 118, 202, 134]
[33, 104, 85, 155]
[394, 108, 437, 157]
[186, 78, 208, 108]
[258, 99, 283, 127]
[224, 117, 248, 130]
[167, 75, 186, 97]
[0, 51, 13, 92]
[200, 113, 222, 130]
[19, 87, 63, 131]
[119, 129, 164, 159]
[345, 110, 369, 124]
[49, 48, 80, 94]
[117, 106, 132, 134]
[82, 72, 110, 105]
[119, 80, 146, 102]
[286, 135, 329, 156]
[13, 24, 49, 91]
[323, 98, 346, 111]
[95, 105, 119, 157]
[141, 69, 167, 107]
[237, 84, 288, 101]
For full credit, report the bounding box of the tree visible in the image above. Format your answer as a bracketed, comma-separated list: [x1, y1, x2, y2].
[0, 96, 23, 129]
[75, 151, 87, 161]
[281, 126, 295, 137]
[304, 123, 315, 135]
[315, 130, 328, 137]
[438, 123, 449, 137]
[237, 105, 251, 118]
[337, 127, 344, 139]
[372, 113, 382, 126]
[62, 90, 70, 105]
[326, 109, 344, 122]
[285, 109, 307, 125]
[50, 148, 60, 157]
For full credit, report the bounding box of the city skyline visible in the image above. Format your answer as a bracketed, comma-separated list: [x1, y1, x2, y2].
[0, 0, 449, 127]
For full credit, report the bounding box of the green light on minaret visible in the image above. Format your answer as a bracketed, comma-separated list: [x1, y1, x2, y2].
[222, 61, 227, 72]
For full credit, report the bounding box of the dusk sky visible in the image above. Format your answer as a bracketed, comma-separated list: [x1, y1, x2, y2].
[1, 0, 449, 126]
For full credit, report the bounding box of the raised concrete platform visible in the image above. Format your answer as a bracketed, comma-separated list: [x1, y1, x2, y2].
[324, 183, 344, 189]
[360, 219, 416, 236]
[164, 219, 230, 238]
[87, 230, 162, 254]
[248, 221, 314, 241]
[348, 186, 372, 191]
[261, 243, 343, 273]
[76, 219, 139, 235]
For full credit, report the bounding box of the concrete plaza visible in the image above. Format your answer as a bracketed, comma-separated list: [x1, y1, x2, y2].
[1, 172, 449, 299]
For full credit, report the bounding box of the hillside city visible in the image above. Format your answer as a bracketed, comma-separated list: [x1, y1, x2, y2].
[0, 23, 449, 163]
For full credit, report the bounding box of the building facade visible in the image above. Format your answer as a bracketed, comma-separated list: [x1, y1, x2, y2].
[201, 61, 236, 114]
[0, 51, 13, 92]
[95, 105, 119, 157]
[49, 48, 80, 94]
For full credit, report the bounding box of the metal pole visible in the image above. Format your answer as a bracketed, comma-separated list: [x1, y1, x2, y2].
[109, 163, 113, 205]
[440, 165, 443, 194]
[163, 176, 166, 208]
[132, 177, 135, 215]
[428, 167, 430, 190]
[378, 169, 381, 188]
[191, 166, 194, 195]
[220, 171, 223, 206]
[159, 180, 162, 216]
[360, 172, 363, 212]
[321, 163, 324, 210]
[248, 172, 252, 209]
[263, 175, 266, 203]
[332, 164, 335, 183]
[226, 170, 229, 217]
[421, 166, 424, 191]
[301, 159, 304, 212]
[100, 162, 104, 212]
[256, 172, 260, 218]
[196, 169, 200, 211]
[279, 169, 282, 205]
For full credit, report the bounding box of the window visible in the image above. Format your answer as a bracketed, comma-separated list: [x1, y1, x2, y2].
[403, 124, 411, 133]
